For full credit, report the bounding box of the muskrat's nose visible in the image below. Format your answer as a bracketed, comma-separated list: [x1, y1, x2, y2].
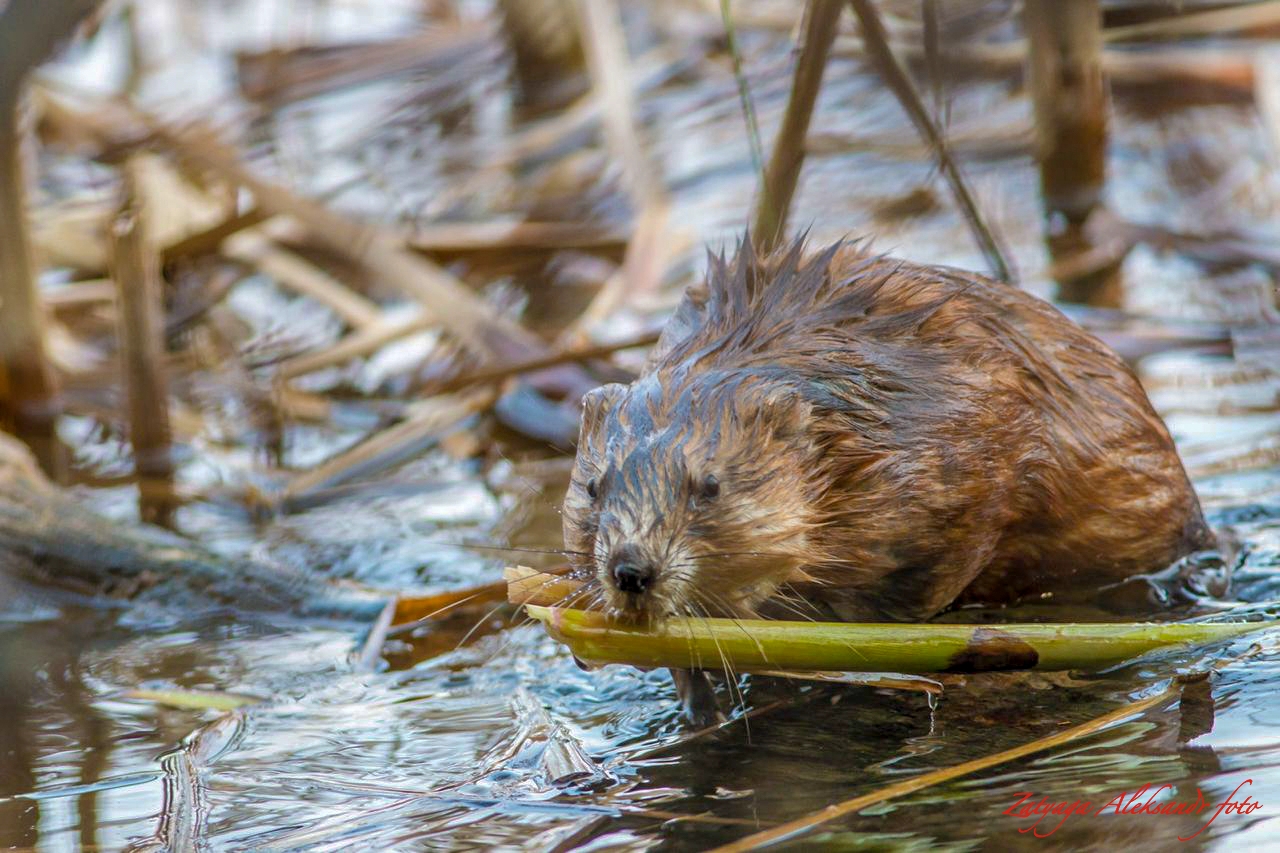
[607, 544, 655, 594]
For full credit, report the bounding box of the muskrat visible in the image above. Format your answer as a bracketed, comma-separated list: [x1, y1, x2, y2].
[562, 236, 1213, 723]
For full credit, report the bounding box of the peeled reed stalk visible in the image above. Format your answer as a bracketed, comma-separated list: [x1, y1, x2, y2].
[511, 570, 1274, 675]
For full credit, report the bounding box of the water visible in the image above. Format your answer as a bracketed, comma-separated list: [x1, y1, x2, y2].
[4, 1, 1280, 849]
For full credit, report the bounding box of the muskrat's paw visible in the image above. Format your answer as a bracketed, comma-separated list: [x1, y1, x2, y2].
[671, 668, 725, 729]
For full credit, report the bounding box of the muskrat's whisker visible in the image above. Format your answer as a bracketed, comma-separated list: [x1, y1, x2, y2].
[444, 542, 591, 558]
[454, 598, 514, 652]
[770, 584, 823, 622]
[690, 595, 746, 728]
[506, 571, 598, 622]
[698, 550, 803, 561]
[556, 585, 601, 614]
[471, 578, 605, 665]
[491, 445, 557, 506]
[385, 589, 497, 638]
[470, 573, 598, 655]
[520, 577, 600, 624]
[762, 592, 819, 623]
[781, 580, 828, 606]
[674, 602, 702, 704]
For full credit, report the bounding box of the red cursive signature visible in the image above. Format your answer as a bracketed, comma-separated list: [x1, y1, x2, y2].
[1003, 779, 1262, 839]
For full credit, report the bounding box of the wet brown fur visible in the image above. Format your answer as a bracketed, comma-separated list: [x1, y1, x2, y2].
[562, 237, 1213, 628]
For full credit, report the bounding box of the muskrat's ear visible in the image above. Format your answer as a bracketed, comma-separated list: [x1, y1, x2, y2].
[580, 383, 627, 436]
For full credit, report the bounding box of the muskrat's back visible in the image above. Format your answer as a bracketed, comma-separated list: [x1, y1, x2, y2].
[564, 238, 1211, 625]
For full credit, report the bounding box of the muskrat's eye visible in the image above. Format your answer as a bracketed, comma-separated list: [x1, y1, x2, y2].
[586, 478, 599, 499]
[699, 474, 720, 500]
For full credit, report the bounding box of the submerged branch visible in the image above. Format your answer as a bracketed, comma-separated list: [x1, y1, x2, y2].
[0, 432, 388, 622]
[710, 639, 1272, 850]
[713, 678, 1177, 850]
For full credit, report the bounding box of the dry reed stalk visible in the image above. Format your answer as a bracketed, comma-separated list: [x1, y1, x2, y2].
[807, 122, 1032, 160]
[1256, 47, 1280, 163]
[1103, 1, 1280, 42]
[831, 36, 1258, 97]
[278, 389, 494, 513]
[561, 206, 674, 346]
[499, 0, 585, 106]
[1025, 0, 1117, 305]
[174, 210, 624, 267]
[41, 279, 117, 311]
[166, 207, 627, 267]
[31, 200, 112, 272]
[1095, 47, 1255, 93]
[161, 207, 271, 267]
[490, 40, 686, 170]
[30, 153, 232, 277]
[575, 0, 661, 207]
[1026, 1, 1108, 224]
[0, 0, 101, 476]
[504, 565, 583, 612]
[566, 0, 674, 343]
[849, 0, 1013, 282]
[751, 0, 844, 254]
[274, 311, 436, 380]
[222, 222, 382, 330]
[109, 160, 175, 526]
[274, 387, 337, 424]
[921, 0, 943, 120]
[237, 24, 494, 107]
[354, 599, 398, 672]
[407, 219, 626, 252]
[0, 100, 63, 476]
[128, 115, 555, 366]
[425, 329, 658, 395]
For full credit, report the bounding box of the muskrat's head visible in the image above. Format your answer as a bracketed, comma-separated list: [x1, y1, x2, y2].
[562, 370, 824, 620]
